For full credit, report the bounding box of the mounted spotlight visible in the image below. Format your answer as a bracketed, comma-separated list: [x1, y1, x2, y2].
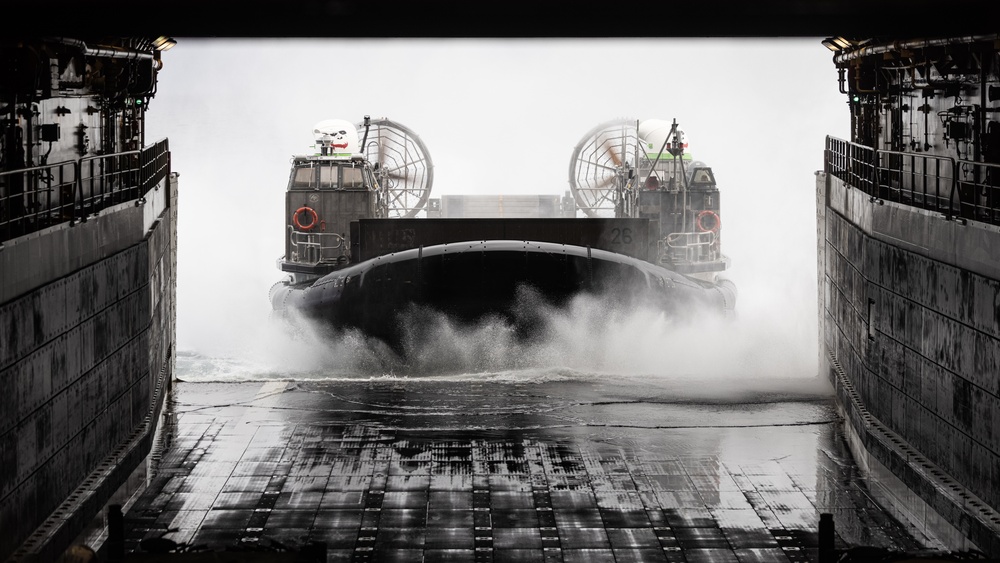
[821, 37, 854, 52]
[151, 36, 176, 51]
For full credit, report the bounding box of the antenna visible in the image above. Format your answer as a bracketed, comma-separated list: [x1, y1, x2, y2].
[361, 115, 371, 150]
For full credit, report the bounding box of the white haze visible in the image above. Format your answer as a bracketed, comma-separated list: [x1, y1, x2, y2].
[146, 38, 849, 383]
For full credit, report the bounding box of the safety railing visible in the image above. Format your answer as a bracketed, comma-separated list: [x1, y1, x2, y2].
[288, 229, 348, 265]
[955, 160, 1000, 226]
[0, 160, 78, 242]
[658, 230, 718, 265]
[825, 137, 878, 197]
[825, 136, 1000, 226]
[876, 149, 957, 216]
[80, 151, 142, 212]
[0, 139, 170, 243]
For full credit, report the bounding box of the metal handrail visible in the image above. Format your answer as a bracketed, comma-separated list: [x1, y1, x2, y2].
[876, 149, 957, 218]
[79, 150, 142, 212]
[825, 137, 879, 198]
[288, 229, 347, 264]
[658, 230, 719, 264]
[0, 140, 170, 243]
[823, 136, 1000, 225]
[955, 160, 1000, 225]
[0, 160, 78, 242]
[665, 230, 715, 248]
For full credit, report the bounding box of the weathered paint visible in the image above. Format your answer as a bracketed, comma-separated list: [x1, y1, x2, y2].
[819, 171, 1000, 554]
[0, 175, 178, 562]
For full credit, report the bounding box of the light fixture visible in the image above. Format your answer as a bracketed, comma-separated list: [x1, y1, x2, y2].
[821, 37, 854, 52]
[151, 36, 176, 51]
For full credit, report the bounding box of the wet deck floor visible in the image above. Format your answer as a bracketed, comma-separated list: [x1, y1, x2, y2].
[121, 375, 928, 562]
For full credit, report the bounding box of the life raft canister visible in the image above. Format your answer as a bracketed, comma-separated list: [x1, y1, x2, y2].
[293, 206, 319, 231]
[696, 210, 721, 233]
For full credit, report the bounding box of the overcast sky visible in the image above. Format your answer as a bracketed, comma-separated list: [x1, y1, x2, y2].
[146, 38, 849, 374]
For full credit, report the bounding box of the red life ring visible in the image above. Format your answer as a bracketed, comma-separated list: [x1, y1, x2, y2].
[293, 206, 319, 231]
[696, 210, 720, 233]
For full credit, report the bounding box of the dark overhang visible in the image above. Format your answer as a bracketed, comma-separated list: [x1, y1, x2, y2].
[6, 0, 1000, 39]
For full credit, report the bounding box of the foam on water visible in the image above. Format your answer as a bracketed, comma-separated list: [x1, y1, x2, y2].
[176, 285, 830, 403]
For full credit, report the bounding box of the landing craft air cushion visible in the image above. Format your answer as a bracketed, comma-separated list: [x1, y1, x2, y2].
[269, 116, 737, 348]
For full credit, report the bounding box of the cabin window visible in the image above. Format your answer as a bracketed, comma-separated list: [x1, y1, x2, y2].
[318, 165, 339, 189]
[342, 166, 365, 189]
[291, 163, 368, 190]
[292, 166, 315, 188]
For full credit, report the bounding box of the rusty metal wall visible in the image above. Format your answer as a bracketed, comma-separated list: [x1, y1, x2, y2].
[0, 176, 177, 561]
[820, 172, 1000, 554]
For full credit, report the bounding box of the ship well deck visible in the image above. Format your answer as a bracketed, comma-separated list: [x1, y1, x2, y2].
[114, 376, 932, 562]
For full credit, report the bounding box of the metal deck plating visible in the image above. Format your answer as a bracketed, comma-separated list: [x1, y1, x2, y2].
[119, 377, 929, 562]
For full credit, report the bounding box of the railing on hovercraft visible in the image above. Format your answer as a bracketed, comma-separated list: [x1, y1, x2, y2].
[287, 229, 349, 266]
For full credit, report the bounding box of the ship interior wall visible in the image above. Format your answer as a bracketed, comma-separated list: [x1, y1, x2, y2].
[819, 172, 1000, 554]
[0, 177, 177, 561]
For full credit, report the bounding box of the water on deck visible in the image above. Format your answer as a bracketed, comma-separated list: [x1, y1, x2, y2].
[118, 368, 931, 562]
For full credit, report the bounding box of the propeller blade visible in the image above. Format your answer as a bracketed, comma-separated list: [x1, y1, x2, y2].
[599, 137, 622, 167]
[378, 144, 385, 166]
[383, 155, 428, 176]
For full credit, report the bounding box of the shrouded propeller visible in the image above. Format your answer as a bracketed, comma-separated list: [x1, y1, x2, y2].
[568, 118, 640, 218]
[357, 118, 434, 218]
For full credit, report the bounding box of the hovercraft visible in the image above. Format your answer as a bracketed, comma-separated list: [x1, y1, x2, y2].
[270, 116, 736, 348]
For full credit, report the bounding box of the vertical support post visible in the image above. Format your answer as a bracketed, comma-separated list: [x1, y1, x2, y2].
[819, 512, 835, 563]
[107, 504, 124, 563]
